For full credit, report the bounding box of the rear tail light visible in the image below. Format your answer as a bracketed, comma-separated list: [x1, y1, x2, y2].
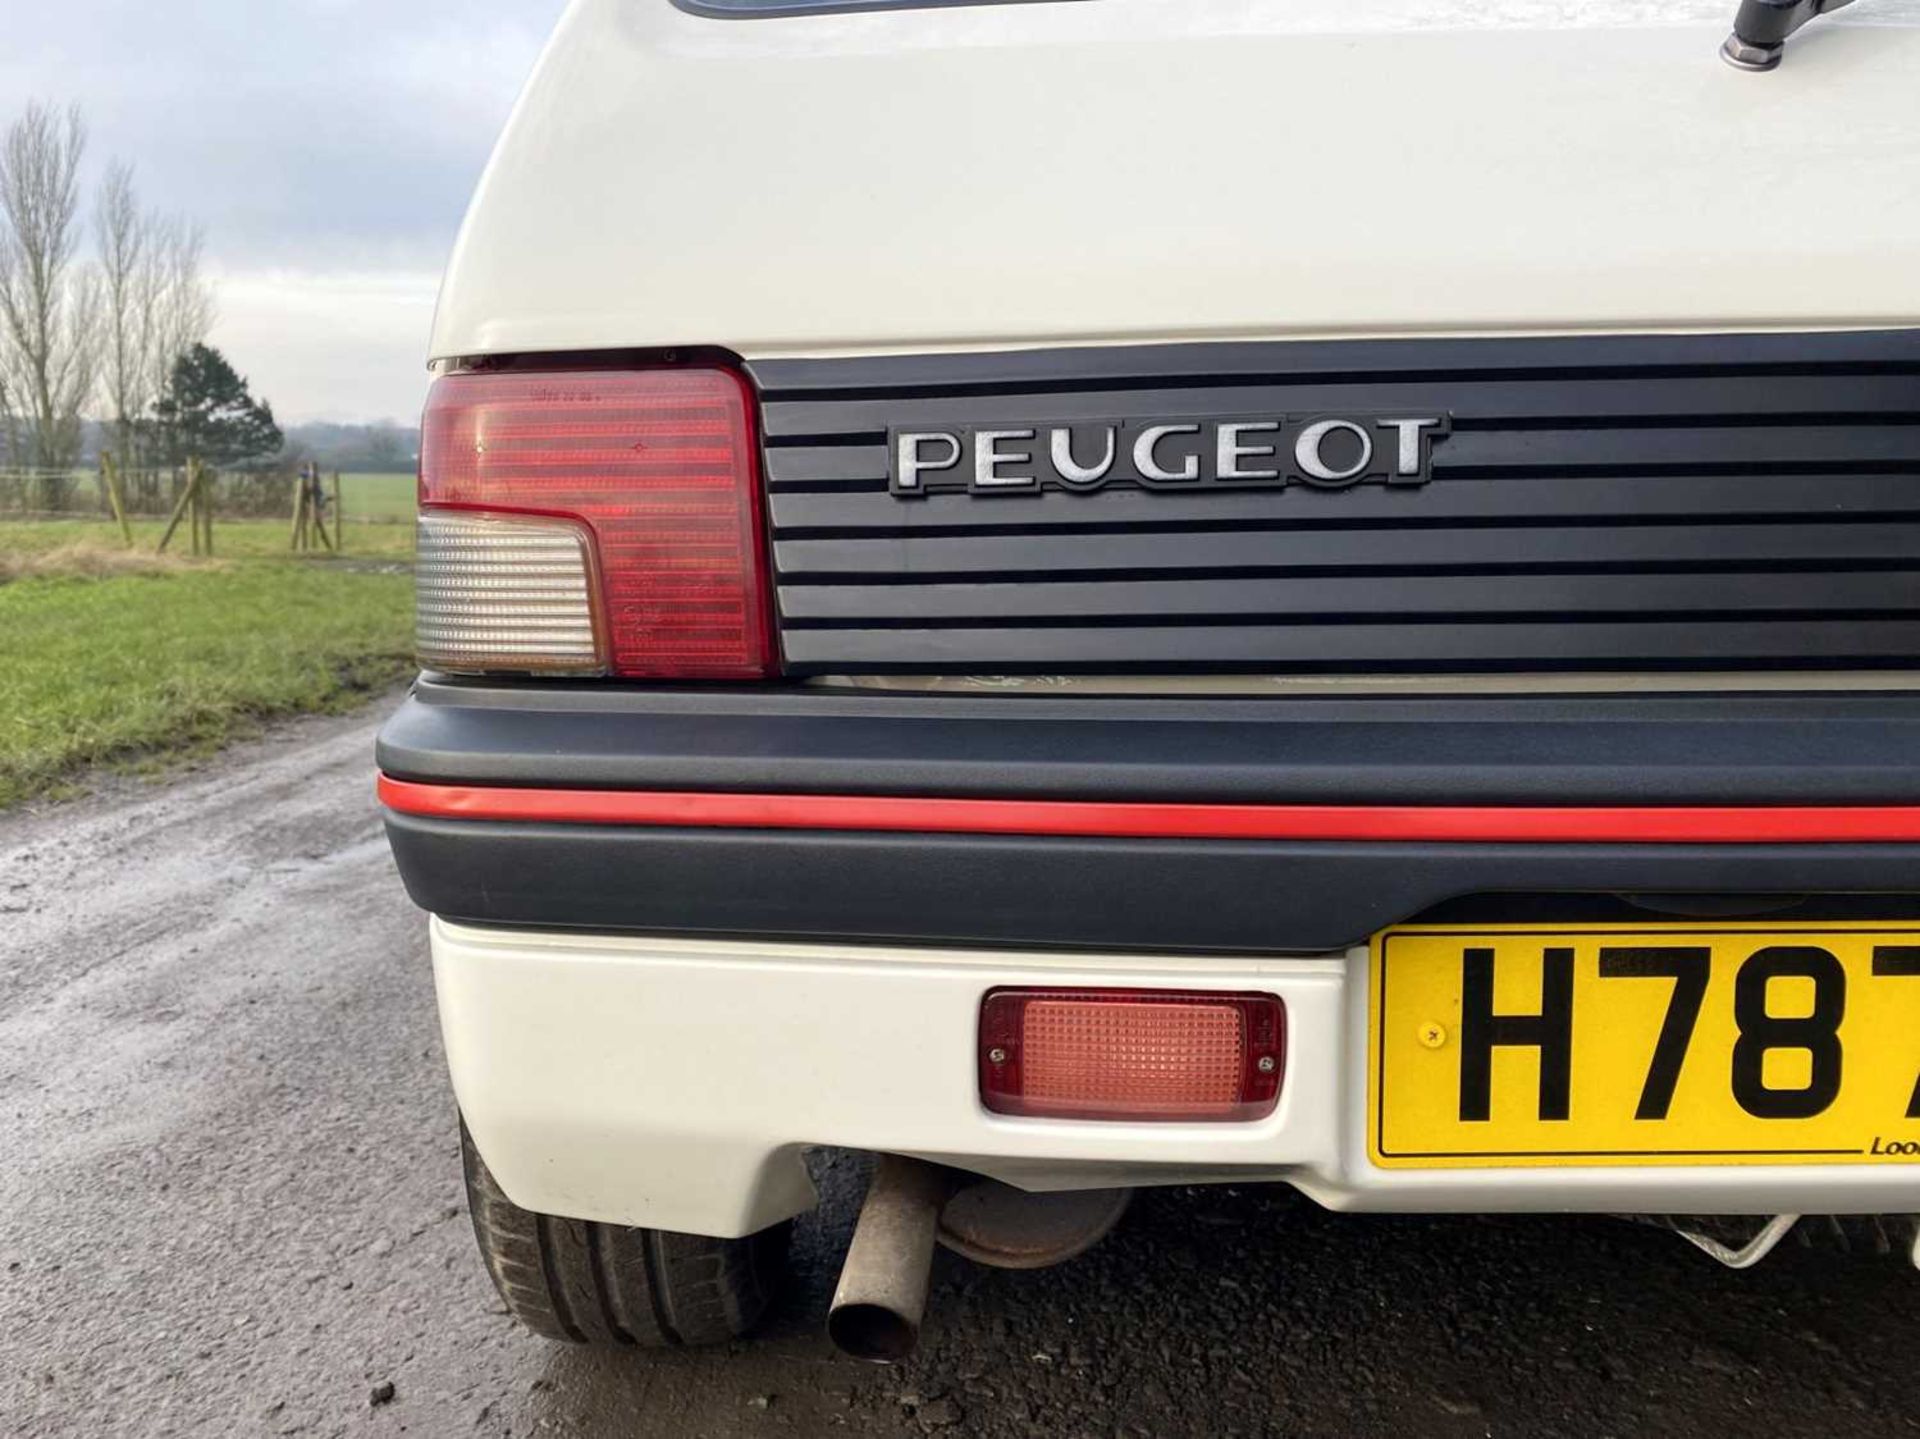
[979, 988, 1285, 1122]
[416, 367, 773, 679]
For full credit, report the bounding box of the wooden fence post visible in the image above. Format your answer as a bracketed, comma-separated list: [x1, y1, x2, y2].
[332, 470, 344, 553]
[200, 464, 215, 556]
[310, 478, 335, 552]
[290, 466, 308, 550]
[188, 460, 205, 557]
[102, 452, 133, 547]
[156, 464, 197, 554]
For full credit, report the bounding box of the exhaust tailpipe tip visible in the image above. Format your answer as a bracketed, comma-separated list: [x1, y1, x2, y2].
[826, 1301, 921, 1365]
[827, 1155, 959, 1364]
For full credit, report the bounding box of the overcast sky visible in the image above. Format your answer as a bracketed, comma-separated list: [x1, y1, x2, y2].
[4, 0, 569, 423]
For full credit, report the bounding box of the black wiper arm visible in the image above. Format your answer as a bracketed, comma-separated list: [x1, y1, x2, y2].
[1722, 0, 1859, 69]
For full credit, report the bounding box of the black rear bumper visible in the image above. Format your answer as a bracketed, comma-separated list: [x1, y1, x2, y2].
[378, 677, 1920, 953]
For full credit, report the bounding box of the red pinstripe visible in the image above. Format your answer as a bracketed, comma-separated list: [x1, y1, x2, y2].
[376, 775, 1920, 845]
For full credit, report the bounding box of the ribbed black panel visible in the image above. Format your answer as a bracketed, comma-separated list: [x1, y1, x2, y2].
[747, 332, 1920, 674]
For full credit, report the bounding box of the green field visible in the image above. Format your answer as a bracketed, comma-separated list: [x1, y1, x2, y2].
[0, 518, 414, 809]
[1, 469, 417, 524]
[337, 471, 417, 522]
[0, 516, 415, 559]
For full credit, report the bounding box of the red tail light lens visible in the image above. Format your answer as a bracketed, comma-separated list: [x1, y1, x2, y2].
[418, 367, 773, 679]
[979, 988, 1285, 1122]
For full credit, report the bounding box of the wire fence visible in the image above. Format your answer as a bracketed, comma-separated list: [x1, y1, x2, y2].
[0, 467, 408, 524]
[0, 466, 297, 520]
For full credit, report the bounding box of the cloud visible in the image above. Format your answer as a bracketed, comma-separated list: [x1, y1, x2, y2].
[3, 0, 568, 417]
[210, 268, 441, 425]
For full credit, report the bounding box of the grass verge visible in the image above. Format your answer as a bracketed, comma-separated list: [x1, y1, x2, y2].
[0, 524, 413, 810]
[0, 542, 198, 582]
[0, 517, 415, 560]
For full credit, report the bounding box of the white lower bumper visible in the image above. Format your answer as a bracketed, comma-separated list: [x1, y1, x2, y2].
[433, 917, 1920, 1238]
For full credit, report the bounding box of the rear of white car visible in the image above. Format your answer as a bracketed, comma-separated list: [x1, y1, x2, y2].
[380, 0, 1920, 1357]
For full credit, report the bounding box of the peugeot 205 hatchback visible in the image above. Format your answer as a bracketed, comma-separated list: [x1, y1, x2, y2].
[378, 0, 1920, 1361]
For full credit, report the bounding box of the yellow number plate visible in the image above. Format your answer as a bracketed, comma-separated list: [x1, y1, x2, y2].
[1369, 923, 1920, 1168]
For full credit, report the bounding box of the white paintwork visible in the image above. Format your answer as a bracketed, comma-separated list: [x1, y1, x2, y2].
[436, 918, 1920, 1237]
[427, 2, 1920, 1240]
[430, 0, 1920, 364]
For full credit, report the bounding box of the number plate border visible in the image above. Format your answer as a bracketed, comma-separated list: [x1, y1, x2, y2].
[1367, 922, 1920, 1169]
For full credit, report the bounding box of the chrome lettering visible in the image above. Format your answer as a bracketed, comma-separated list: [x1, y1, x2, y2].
[1378, 417, 1446, 479]
[1134, 424, 1201, 483]
[1050, 426, 1117, 487]
[974, 430, 1037, 489]
[1216, 422, 1281, 482]
[1294, 418, 1374, 486]
[894, 431, 961, 492]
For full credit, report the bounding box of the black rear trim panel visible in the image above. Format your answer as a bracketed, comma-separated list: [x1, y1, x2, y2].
[380, 677, 1920, 807]
[381, 678, 1920, 950]
[386, 816, 1920, 955]
[749, 331, 1920, 676]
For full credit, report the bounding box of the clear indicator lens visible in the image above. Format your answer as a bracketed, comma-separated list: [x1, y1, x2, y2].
[415, 511, 604, 674]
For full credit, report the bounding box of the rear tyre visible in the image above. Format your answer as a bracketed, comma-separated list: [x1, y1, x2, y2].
[461, 1122, 788, 1347]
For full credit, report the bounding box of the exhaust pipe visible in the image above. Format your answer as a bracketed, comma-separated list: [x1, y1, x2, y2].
[827, 1156, 959, 1363]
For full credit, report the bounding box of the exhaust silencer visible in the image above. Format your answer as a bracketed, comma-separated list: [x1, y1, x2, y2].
[827, 1155, 959, 1363]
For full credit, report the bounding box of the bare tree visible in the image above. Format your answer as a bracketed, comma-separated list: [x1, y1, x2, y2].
[0, 102, 99, 498]
[0, 351, 20, 468]
[125, 214, 212, 499]
[144, 216, 212, 402]
[96, 159, 147, 475]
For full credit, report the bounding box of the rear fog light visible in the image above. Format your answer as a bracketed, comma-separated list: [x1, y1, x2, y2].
[978, 988, 1285, 1122]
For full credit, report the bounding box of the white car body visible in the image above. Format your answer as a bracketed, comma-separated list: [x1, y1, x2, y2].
[432, 0, 1920, 365]
[407, 0, 1920, 1243]
[436, 920, 1920, 1237]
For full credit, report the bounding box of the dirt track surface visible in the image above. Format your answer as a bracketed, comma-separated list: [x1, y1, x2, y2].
[2, 698, 1917, 1438]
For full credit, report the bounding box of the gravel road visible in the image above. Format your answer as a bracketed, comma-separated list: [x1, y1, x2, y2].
[2, 697, 1917, 1438]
